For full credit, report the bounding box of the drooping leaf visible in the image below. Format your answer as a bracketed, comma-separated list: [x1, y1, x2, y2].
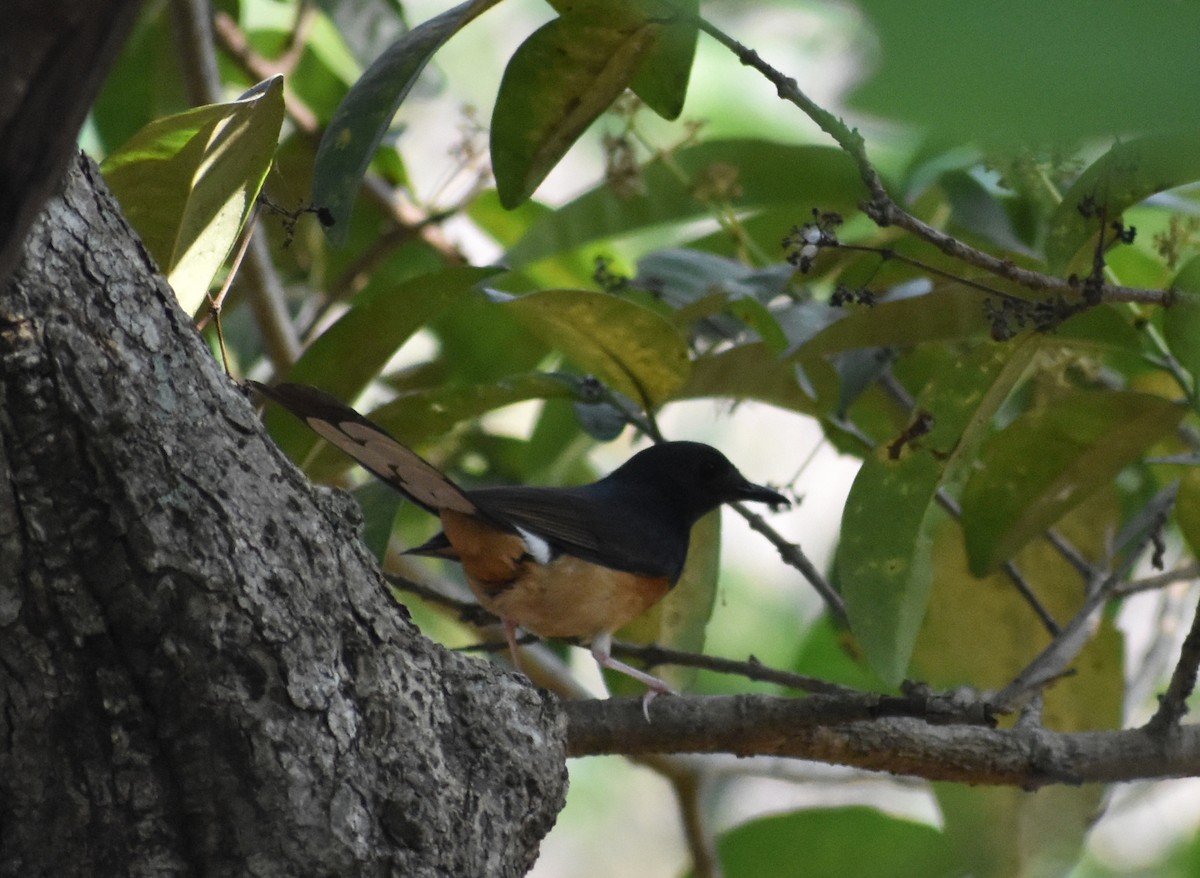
[1045, 131, 1200, 274]
[1176, 469, 1200, 563]
[837, 341, 1036, 685]
[490, 7, 660, 208]
[961, 390, 1184, 575]
[311, 0, 500, 243]
[501, 289, 691, 408]
[627, 0, 698, 120]
[674, 343, 838, 416]
[545, 0, 698, 120]
[101, 76, 285, 314]
[837, 452, 942, 687]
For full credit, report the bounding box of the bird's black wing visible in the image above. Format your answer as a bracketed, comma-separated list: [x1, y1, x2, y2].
[467, 484, 688, 580]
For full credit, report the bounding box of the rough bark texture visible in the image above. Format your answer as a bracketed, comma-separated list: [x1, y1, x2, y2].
[0, 0, 140, 287]
[0, 153, 568, 877]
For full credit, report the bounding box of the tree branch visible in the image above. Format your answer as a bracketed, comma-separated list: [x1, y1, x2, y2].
[565, 694, 1200, 786]
[695, 16, 1171, 308]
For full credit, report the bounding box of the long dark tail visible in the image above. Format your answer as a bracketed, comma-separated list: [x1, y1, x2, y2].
[247, 381, 478, 517]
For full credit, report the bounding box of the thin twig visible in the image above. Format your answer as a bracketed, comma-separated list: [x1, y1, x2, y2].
[663, 763, 723, 878]
[1144, 593, 1200, 733]
[384, 572, 849, 695]
[694, 17, 1170, 308]
[1113, 562, 1200, 599]
[732, 502, 847, 624]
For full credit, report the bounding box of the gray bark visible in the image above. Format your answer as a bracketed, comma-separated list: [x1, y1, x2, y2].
[0, 153, 567, 877]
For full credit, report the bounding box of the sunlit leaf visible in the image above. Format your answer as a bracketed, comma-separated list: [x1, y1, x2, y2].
[1045, 131, 1200, 273]
[101, 76, 285, 314]
[491, 7, 659, 207]
[501, 289, 690, 407]
[311, 0, 500, 243]
[961, 390, 1184, 574]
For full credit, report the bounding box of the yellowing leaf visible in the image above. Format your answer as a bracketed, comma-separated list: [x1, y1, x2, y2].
[102, 77, 285, 315]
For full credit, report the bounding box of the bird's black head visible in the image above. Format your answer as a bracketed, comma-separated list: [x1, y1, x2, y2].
[607, 440, 789, 525]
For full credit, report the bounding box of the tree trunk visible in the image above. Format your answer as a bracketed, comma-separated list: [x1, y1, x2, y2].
[0, 153, 567, 877]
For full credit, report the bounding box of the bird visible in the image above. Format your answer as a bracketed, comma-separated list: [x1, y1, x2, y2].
[248, 380, 789, 703]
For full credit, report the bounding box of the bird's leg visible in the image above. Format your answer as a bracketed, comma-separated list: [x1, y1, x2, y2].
[504, 618, 523, 672]
[589, 631, 677, 721]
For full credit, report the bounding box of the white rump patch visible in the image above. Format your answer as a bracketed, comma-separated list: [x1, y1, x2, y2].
[516, 526, 552, 565]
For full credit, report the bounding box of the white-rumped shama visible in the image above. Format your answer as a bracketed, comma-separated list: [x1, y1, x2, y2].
[250, 381, 788, 699]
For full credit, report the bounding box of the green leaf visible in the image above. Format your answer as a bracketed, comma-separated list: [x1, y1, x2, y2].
[501, 289, 690, 408]
[628, 0, 698, 119]
[266, 266, 499, 464]
[837, 341, 1036, 685]
[506, 140, 867, 266]
[101, 76, 285, 315]
[799, 286, 992, 357]
[490, 8, 659, 208]
[545, 0, 699, 120]
[675, 343, 838, 416]
[838, 453, 942, 687]
[961, 390, 1184, 575]
[698, 808, 954, 878]
[849, 0, 1200, 145]
[311, 0, 500, 243]
[1045, 132, 1200, 274]
[1163, 256, 1200, 407]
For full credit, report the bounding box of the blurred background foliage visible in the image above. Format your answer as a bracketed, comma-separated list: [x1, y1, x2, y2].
[85, 0, 1200, 875]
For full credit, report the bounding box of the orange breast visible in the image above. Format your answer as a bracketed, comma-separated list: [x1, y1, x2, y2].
[438, 509, 670, 640]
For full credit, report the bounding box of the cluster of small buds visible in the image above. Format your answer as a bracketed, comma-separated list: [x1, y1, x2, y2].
[783, 210, 843, 272]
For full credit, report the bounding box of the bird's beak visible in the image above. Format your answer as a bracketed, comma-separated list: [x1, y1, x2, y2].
[734, 479, 790, 509]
